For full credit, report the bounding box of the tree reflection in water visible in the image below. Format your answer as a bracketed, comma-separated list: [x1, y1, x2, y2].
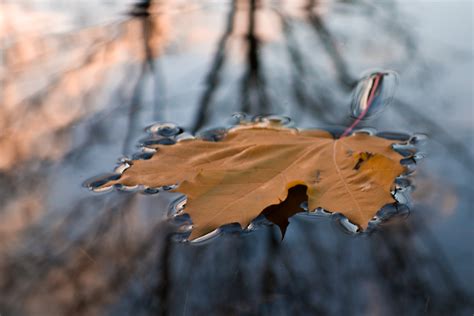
[0, 0, 473, 315]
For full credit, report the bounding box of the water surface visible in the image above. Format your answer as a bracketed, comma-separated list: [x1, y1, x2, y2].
[0, 1, 473, 315]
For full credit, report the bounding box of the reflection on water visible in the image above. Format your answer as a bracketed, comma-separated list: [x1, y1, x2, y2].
[0, 0, 473, 315]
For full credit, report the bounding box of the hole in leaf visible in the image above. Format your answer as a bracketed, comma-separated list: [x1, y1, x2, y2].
[262, 184, 308, 238]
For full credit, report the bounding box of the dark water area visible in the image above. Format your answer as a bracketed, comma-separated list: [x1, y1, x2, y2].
[1, 1, 473, 315]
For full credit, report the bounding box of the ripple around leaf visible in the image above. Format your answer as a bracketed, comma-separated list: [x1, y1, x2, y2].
[84, 115, 424, 242]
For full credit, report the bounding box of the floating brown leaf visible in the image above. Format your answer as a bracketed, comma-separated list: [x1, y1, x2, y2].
[103, 125, 405, 239]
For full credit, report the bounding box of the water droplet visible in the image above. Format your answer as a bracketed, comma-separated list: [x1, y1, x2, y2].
[400, 156, 417, 166]
[168, 195, 187, 216]
[190, 229, 222, 244]
[395, 203, 411, 218]
[176, 132, 195, 142]
[231, 112, 249, 124]
[198, 127, 228, 142]
[395, 176, 412, 189]
[169, 213, 193, 241]
[146, 122, 183, 137]
[219, 223, 243, 234]
[172, 213, 192, 224]
[114, 162, 131, 174]
[118, 156, 133, 164]
[368, 217, 381, 227]
[376, 131, 410, 141]
[115, 184, 140, 192]
[332, 213, 360, 234]
[316, 207, 333, 216]
[254, 115, 292, 126]
[376, 204, 398, 220]
[143, 187, 160, 195]
[394, 187, 411, 204]
[413, 152, 426, 162]
[140, 137, 176, 147]
[409, 133, 428, 145]
[299, 201, 309, 211]
[158, 126, 183, 137]
[246, 215, 272, 231]
[171, 233, 190, 243]
[302, 207, 332, 218]
[351, 127, 377, 136]
[368, 203, 411, 228]
[161, 184, 178, 191]
[132, 151, 154, 160]
[178, 224, 193, 233]
[351, 70, 398, 120]
[392, 143, 417, 157]
[83, 173, 121, 191]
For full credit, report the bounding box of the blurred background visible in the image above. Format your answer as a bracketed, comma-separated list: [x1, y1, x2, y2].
[0, 0, 473, 315]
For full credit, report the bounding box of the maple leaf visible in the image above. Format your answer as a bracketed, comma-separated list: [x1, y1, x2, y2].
[101, 125, 405, 240]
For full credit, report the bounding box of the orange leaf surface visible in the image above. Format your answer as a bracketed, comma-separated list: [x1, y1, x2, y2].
[103, 125, 405, 239]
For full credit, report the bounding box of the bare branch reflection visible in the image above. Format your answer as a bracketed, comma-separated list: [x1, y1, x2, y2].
[0, 0, 473, 315]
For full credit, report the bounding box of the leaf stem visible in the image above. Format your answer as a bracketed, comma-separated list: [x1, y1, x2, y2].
[340, 73, 382, 138]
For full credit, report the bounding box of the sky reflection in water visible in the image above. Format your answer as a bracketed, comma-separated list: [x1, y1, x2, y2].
[0, 1, 473, 315]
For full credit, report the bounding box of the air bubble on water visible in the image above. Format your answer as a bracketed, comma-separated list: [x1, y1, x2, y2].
[351, 70, 398, 120]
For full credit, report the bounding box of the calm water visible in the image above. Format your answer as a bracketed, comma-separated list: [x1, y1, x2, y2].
[1, 1, 473, 315]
